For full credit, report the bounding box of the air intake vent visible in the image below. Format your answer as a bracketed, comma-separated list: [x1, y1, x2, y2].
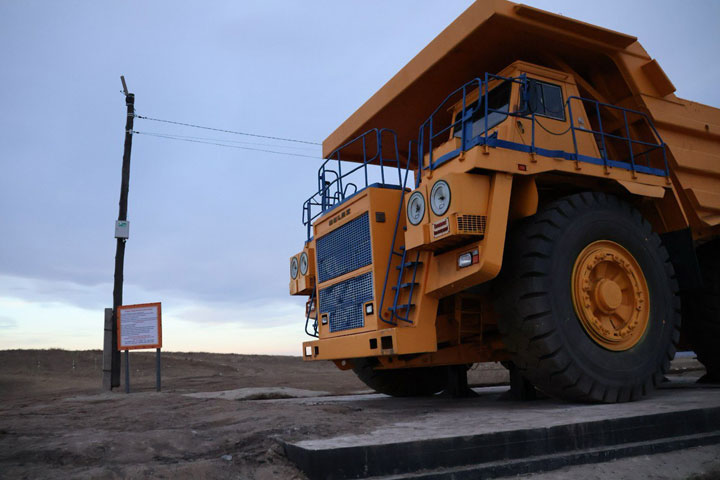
[316, 213, 372, 283]
[457, 215, 487, 234]
[319, 272, 373, 332]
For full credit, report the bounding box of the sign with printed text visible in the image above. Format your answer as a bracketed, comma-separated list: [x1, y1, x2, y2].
[117, 302, 162, 350]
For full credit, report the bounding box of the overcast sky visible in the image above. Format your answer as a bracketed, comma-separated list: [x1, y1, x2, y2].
[1, 1, 718, 355]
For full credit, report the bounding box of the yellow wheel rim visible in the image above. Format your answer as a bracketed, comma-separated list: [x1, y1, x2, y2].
[571, 240, 650, 351]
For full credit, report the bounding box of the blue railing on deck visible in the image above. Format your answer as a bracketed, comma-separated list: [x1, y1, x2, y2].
[417, 77, 480, 186]
[302, 128, 404, 240]
[566, 96, 668, 177]
[300, 129, 417, 331]
[418, 74, 527, 181]
[417, 73, 669, 180]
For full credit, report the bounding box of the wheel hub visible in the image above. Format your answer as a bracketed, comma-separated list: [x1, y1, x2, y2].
[571, 240, 650, 351]
[594, 279, 623, 312]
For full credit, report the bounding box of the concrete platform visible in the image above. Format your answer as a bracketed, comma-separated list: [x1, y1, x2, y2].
[282, 383, 720, 479]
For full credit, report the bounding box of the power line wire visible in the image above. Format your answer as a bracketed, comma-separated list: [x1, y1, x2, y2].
[134, 114, 321, 146]
[132, 131, 321, 159]
[133, 130, 320, 151]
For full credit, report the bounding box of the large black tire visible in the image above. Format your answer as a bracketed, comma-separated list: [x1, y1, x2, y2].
[352, 358, 448, 397]
[494, 192, 681, 403]
[685, 241, 720, 381]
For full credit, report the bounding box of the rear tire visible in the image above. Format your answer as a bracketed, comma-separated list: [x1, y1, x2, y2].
[685, 241, 720, 381]
[494, 192, 681, 402]
[352, 358, 448, 397]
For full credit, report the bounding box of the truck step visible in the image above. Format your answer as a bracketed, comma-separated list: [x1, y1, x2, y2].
[389, 303, 415, 312]
[396, 261, 422, 270]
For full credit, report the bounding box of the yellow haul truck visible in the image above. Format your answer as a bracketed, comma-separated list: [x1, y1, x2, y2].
[289, 1, 720, 402]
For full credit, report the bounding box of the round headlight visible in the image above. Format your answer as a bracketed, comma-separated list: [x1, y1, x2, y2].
[430, 180, 451, 216]
[407, 191, 425, 226]
[300, 252, 309, 276]
[290, 257, 299, 279]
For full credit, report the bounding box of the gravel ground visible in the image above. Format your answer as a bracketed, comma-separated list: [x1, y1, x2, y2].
[0, 349, 715, 479]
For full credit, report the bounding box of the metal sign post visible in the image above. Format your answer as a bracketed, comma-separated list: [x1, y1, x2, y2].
[125, 349, 130, 394]
[156, 348, 162, 391]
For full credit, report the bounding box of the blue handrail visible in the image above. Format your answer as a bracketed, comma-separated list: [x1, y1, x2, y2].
[302, 128, 404, 240]
[300, 129, 417, 332]
[417, 78, 482, 185]
[304, 289, 318, 337]
[417, 74, 669, 179]
[565, 95, 668, 177]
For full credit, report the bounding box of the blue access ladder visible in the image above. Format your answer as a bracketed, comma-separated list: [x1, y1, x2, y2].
[385, 248, 422, 324]
[377, 140, 423, 326]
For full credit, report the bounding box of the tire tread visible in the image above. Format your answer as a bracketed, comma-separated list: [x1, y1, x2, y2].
[494, 192, 681, 402]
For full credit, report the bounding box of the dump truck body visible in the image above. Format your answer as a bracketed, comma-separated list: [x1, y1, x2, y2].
[290, 1, 720, 401]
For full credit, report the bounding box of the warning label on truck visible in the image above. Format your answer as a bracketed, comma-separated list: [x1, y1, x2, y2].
[433, 218, 450, 238]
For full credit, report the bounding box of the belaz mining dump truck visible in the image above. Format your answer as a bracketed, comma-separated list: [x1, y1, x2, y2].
[289, 1, 720, 402]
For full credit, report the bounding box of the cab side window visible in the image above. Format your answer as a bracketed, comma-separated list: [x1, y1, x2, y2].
[529, 80, 565, 121]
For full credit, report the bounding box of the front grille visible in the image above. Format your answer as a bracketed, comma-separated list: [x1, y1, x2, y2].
[319, 272, 373, 332]
[457, 215, 487, 234]
[316, 212, 372, 283]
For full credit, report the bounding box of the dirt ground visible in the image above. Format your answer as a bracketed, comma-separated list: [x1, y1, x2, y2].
[0, 349, 716, 479]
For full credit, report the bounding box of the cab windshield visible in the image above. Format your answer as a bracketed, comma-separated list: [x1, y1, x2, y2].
[453, 80, 511, 139]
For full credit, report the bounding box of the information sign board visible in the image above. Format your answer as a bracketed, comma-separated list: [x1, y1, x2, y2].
[117, 302, 162, 350]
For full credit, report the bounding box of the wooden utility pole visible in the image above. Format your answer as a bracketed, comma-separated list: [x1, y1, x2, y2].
[111, 76, 134, 388]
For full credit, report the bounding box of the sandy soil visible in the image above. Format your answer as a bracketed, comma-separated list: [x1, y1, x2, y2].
[0, 350, 714, 479]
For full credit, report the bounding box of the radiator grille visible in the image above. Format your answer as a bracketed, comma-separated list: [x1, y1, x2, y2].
[319, 272, 373, 332]
[457, 215, 487, 234]
[316, 212, 372, 283]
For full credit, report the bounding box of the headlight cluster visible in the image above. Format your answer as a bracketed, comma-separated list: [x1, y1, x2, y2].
[430, 180, 451, 216]
[291, 252, 309, 279]
[299, 252, 308, 276]
[290, 257, 299, 279]
[406, 179, 452, 225]
[407, 191, 425, 225]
